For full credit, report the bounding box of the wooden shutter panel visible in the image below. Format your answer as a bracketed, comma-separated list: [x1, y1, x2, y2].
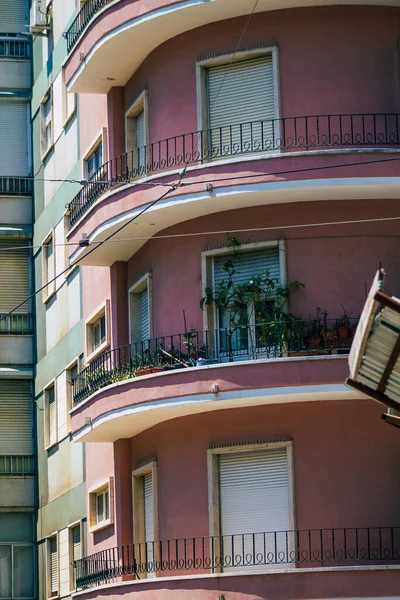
[50, 536, 58, 594]
[0, 0, 28, 34]
[72, 525, 81, 562]
[143, 473, 154, 567]
[219, 448, 290, 570]
[48, 387, 56, 447]
[136, 110, 146, 170]
[213, 247, 280, 288]
[0, 101, 29, 175]
[0, 380, 32, 454]
[0, 239, 30, 313]
[207, 55, 276, 155]
[139, 288, 150, 342]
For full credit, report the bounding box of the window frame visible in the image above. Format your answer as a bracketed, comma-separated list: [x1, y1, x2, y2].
[66, 356, 82, 431]
[42, 230, 56, 303]
[201, 239, 287, 333]
[196, 47, 280, 160]
[128, 272, 152, 346]
[46, 533, 59, 600]
[84, 300, 110, 363]
[41, 89, 53, 160]
[0, 542, 35, 599]
[44, 380, 57, 451]
[207, 441, 295, 572]
[62, 68, 76, 129]
[88, 478, 114, 534]
[125, 90, 149, 172]
[132, 460, 159, 577]
[68, 520, 84, 592]
[81, 129, 108, 181]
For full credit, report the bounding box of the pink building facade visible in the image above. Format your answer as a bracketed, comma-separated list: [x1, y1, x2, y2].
[66, 2, 400, 599]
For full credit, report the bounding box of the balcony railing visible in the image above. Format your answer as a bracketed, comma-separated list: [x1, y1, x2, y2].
[64, 0, 114, 53]
[74, 526, 400, 588]
[0, 314, 33, 335]
[68, 113, 400, 227]
[0, 177, 32, 196]
[0, 37, 30, 59]
[72, 318, 358, 404]
[0, 456, 35, 476]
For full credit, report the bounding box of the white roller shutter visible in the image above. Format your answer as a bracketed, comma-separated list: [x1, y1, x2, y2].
[214, 247, 280, 288]
[144, 473, 154, 567]
[0, 0, 28, 34]
[139, 288, 150, 342]
[207, 55, 276, 156]
[0, 380, 32, 454]
[219, 448, 290, 570]
[136, 110, 146, 170]
[0, 101, 29, 176]
[49, 535, 58, 595]
[0, 239, 30, 313]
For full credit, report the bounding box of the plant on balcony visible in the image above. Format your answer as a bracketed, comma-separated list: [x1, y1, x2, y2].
[200, 237, 304, 358]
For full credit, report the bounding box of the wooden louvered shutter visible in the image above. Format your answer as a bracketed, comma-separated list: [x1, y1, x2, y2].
[48, 386, 56, 447]
[136, 110, 146, 170]
[0, 380, 32, 454]
[139, 288, 150, 342]
[0, 239, 30, 313]
[49, 535, 58, 595]
[0, 101, 29, 175]
[219, 448, 290, 571]
[207, 55, 276, 157]
[72, 525, 81, 562]
[0, 0, 28, 34]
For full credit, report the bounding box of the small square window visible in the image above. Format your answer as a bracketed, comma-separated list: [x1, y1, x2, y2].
[85, 301, 110, 362]
[96, 488, 109, 524]
[92, 314, 106, 351]
[89, 479, 113, 533]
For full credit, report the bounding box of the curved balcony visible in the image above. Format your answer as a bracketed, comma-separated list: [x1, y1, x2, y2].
[70, 319, 358, 442]
[74, 526, 400, 589]
[68, 113, 400, 228]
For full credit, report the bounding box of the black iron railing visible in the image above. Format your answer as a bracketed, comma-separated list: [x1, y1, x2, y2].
[0, 456, 35, 476]
[64, 0, 114, 52]
[72, 318, 358, 404]
[0, 37, 30, 59]
[74, 526, 400, 588]
[68, 113, 400, 226]
[0, 177, 32, 196]
[0, 314, 33, 335]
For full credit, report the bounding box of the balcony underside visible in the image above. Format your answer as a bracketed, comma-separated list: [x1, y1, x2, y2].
[70, 356, 361, 442]
[65, 0, 400, 93]
[68, 169, 400, 267]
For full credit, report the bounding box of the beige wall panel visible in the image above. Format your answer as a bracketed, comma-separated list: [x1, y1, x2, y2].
[48, 438, 83, 503]
[58, 527, 70, 596]
[0, 61, 30, 90]
[0, 477, 34, 507]
[46, 285, 67, 352]
[0, 197, 32, 224]
[53, 0, 76, 45]
[0, 336, 33, 365]
[56, 371, 68, 441]
[67, 270, 81, 331]
[69, 439, 84, 490]
[44, 119, 78, 207]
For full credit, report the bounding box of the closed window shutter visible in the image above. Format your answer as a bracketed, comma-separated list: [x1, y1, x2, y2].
[213, 247, 280, 288]
[0, 0, 28, 34]
[136, 110, 146, 169]
[139, 289, 150, 342]
[144, 473, 154, 566]
[207, 56, 276, 155]
[0, 380, 32, 454]
[0, 239, 30, 313]
[0, 101, 29, 175]
[72, 525, 81, 562]
[49, 535, 58, 595]
[48, 387, 56, 447]
[219, 448, 290, 570]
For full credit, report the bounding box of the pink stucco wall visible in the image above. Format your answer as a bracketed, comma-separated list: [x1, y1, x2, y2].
[79, 95, 108, 159]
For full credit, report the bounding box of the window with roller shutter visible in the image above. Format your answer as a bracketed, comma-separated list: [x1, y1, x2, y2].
[0, 380, 32, 455]
[69, 522, 82, 590]
[48, 535, 58, 597]
[45, 384, 57, 449]
[206, 54, 278, 159]
[132, 461, 158, 577]
[0, 239, 30, 314]
[0, 0, 28, 34]
[129, 274, 151, 348]
[0, 101, 29, 176]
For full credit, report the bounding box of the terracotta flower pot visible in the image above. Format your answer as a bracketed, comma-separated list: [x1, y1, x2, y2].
[136, 367, 163, 377]
[309, 337, 322, 350]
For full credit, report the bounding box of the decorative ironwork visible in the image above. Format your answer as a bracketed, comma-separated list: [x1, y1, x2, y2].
[0, 37, 30, 59]
[64, 0, 114, 53]
[0, 178, 32, 196]
[67, 113, 400, 227]
[0, 314, 33, 335]
[0, 455, 35, 476]
[74, 526, 400, 588]
[72, 318, 358, 404]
